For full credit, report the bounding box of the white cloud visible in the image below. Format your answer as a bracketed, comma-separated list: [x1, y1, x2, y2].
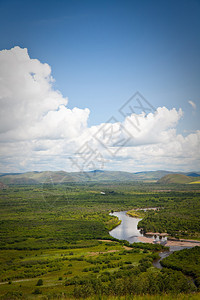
[123, 107, 183, 146]
[188, 100, 196, 110]
[0, 46, 199, 173]
[0, 46, 89, 141]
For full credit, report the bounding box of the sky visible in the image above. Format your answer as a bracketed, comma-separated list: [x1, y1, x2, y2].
[0, 0, 199, 173]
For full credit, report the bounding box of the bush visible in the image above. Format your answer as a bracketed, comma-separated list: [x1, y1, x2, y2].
[36, 278, 43, 286]
[33, 288, 42, 294]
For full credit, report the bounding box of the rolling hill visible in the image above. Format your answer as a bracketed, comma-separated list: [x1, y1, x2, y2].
[0, 170, 200, 185]
[0, 170, 137, 184]
[157, 174, 197, 184]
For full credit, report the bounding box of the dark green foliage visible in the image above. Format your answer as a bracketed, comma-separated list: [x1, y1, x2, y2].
[131, 242, 167, 251]
[138, 191, 200, 238]
[0, 182, 200, 298]
[36, 278, 43, 286]
[161, 246, 200, 288]
[73, 263, 196, 298]
[33, 288, 42, 294]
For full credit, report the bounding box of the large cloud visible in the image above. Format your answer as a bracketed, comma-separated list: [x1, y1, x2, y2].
[0, 46, 199, 172]
[0, 46, 89, 141]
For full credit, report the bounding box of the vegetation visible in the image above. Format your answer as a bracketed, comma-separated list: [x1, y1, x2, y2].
[36, 279, 43, 286]
[161, 246, 200, 288]
[0, 181, 200, 298]
[157, 174, 197, 184]
[127, 209, 146, 218]
[1, 170, 200, 185]
[138, 191, 200, 239]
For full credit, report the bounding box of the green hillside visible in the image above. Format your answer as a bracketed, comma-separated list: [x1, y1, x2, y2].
[158, 174, 196, 184]
[0, 171, 138, 184]
[0, 170, 200, 185]
[132, 170, 172, 180]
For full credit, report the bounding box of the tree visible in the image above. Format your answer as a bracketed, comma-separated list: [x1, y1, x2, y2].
[36, 279, 43, 286]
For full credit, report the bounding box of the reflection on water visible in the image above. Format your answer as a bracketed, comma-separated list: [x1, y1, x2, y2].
[109, 211, 169, 245]
[153, 250, 172, 269]
[153, 246, 193, 269]
[109, 211, 193, 269]
[109, 211, 143, 243]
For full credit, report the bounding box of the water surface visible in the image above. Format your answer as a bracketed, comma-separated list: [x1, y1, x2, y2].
[109, 211, 143, 243]
[109, 210, 192, 268]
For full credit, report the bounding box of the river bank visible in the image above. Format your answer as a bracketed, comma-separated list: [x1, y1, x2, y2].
[109, 211, 143, 243]
[138, 236, 200, 247]
[109, 211, 200, 249]
[126, 208, 200, 248]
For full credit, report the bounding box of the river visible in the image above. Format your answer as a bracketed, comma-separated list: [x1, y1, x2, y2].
[109, 211, 143, 243]
[109, 211, 192, 268]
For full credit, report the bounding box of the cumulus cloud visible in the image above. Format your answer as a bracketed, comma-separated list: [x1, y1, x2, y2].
[0, 46, 199, 172]
[123, 107, 183, 146]
[0, 46, 89, 141]
[188, 100, 196, 110]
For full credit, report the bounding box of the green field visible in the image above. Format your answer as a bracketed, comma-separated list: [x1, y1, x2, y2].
[0, 182, 200, 299]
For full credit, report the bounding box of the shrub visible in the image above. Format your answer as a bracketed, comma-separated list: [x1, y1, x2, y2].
[36, 279, 43, 286]
[33, 288, 42, 294]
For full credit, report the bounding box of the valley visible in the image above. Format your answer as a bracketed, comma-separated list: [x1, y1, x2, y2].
[0, 178, 200, 298]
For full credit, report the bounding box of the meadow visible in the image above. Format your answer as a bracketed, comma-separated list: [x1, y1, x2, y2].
[0, 181, 200, 299]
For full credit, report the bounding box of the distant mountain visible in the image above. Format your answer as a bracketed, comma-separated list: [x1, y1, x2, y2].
[0, 170, 136, 184]
[133, 170, 172, 180]
[0, 170, 200, 185]
[89, 170, 105, 173]
[157, 174, 197, 184]
[0, 172, 22, 177]
[0, 171, 68, 185]
[186, 172, 200, 177]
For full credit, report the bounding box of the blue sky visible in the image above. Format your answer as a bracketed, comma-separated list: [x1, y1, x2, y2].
[1, 0, 199, 127]
[0, 0, 199, 172]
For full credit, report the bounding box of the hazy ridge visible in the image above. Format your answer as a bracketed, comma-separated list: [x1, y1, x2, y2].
[0, 170, 200, 185]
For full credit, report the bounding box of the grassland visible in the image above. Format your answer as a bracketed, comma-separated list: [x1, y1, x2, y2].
[0, 181, 200, 298]
[157, 174, 197, 184]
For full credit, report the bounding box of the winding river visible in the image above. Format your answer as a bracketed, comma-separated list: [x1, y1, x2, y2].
[109, 211, 143, 243]
[109, 211, 193, 268]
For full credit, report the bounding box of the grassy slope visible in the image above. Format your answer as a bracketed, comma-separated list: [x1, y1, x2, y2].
[189, 180, 200, 184]
[1, 170, 200, 185]
[0, 243, 145, 298]
[158, 174, 196, 184]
